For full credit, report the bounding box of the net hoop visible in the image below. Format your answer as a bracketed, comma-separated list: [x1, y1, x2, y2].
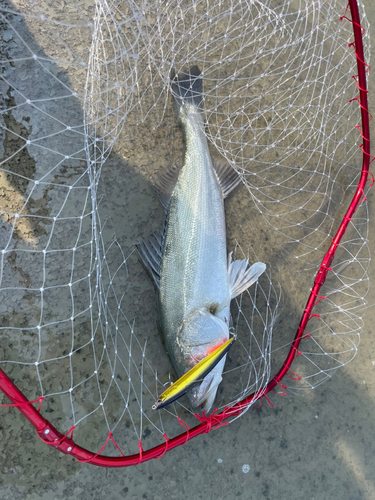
[0, 0, 372, 467]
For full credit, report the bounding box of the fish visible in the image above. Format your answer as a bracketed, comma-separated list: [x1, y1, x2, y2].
[136, 65, 266, 412]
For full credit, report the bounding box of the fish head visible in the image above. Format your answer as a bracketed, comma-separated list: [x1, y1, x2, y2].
[174, 308, 230, 412]
[176, 308, 230, 367]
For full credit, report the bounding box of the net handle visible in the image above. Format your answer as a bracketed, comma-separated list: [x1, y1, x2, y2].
[0, 0, 371, 467]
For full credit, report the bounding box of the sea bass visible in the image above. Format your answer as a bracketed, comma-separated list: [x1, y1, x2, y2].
[137, 66, 266, 412]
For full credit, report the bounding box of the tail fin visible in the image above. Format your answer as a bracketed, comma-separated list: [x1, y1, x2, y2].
[171, 65, 203, 110]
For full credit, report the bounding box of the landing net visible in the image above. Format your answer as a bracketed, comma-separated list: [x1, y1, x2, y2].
[0, 0, 371, 466]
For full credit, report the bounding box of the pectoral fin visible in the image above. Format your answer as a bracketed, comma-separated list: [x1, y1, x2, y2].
[228, 252, 266, 298]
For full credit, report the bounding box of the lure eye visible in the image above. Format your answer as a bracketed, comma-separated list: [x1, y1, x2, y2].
[152, 399, 162, 410]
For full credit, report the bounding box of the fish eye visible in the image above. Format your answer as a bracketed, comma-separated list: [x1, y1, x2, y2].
[209, 304, 218, 314]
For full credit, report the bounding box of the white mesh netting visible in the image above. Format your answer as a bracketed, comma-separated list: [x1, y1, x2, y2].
[0, 0, 371, 457]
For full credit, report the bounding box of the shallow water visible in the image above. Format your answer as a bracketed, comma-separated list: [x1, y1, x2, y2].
[0, 1, 375, 499]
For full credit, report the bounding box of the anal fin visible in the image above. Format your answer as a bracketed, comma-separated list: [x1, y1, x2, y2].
[228, 252, 266, 298]
[213, 160, 243, 198]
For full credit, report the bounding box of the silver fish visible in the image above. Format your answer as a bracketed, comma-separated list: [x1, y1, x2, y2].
[137, 66, 266, 412]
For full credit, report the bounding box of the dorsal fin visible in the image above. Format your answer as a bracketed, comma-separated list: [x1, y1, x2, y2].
[135, 229, 165, 288]
[228, 252, 266, 298]
[213, 160, 242, 198]
[153, 164, 181, 209]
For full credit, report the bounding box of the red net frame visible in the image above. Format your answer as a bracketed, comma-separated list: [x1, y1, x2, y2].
[0, 0, 372, 467]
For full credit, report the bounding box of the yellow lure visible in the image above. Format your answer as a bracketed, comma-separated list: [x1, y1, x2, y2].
[152, 337, 235, 410]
